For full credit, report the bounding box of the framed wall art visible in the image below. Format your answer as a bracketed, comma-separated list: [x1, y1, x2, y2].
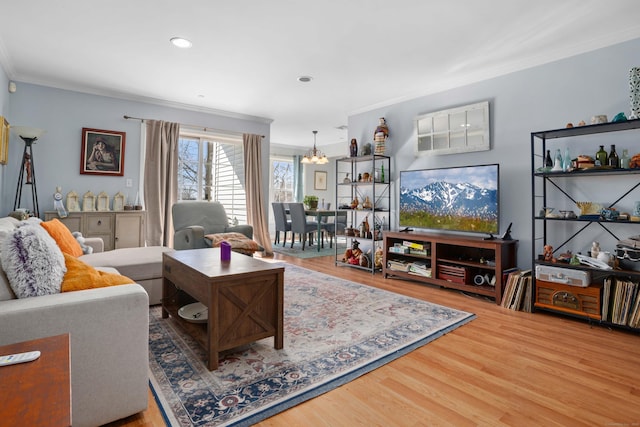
[314, 170, 328, 190]
[0, 116, 9, 165]
[80, 128, 126, 176]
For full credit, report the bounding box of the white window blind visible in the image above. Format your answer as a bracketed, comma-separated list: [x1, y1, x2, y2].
[177, 130, 247, 224]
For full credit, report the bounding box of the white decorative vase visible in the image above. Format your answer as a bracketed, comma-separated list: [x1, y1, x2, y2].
[630, 67, 640, 119]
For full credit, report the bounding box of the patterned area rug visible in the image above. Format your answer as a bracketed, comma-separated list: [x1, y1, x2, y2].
[148, 263, 475, 426]
[271, 241, 345, 259]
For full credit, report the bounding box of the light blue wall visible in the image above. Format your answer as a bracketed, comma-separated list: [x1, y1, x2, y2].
[1, 83, 270, 218]
[348, 37, 640, 268]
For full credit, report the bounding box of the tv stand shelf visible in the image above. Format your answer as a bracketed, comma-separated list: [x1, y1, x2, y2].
[382, 231, 518, 304]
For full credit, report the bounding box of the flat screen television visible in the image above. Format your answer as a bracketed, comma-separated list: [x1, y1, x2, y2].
[399, 164, 499, 235]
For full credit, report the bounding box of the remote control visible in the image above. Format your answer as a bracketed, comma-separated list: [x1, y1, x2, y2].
[0, 351, 41, 367]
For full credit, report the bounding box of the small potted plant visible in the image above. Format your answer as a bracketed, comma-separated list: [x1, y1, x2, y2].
[303, 195, 318, 210]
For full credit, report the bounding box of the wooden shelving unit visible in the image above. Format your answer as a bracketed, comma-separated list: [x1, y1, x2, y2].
[531, 118, 640, 328]
[382, 230, 518, 304]
[335, 155, 391, 273]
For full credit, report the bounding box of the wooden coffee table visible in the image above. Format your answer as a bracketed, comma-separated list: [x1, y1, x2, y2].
[0, 334, 71, 426]
[162, 248, 284, 370]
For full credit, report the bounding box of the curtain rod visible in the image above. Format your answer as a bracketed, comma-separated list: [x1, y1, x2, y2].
[123, 115, 264, 138]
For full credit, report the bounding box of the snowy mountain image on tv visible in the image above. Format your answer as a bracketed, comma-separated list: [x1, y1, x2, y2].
[399, 164, 499, 234]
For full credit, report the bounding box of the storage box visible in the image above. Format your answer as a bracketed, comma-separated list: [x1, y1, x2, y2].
[615, 244, 640, 272]
[388, 245, 409, 254]
[437, 264, 471, 284]
[535, 279, 602, 320]
[534, 265, 590, 287]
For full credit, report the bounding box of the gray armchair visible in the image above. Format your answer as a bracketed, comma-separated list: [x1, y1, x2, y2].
[172, 201, 254, 250]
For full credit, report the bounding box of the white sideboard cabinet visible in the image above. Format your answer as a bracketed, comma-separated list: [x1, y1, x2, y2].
[44, 210, 146, 251]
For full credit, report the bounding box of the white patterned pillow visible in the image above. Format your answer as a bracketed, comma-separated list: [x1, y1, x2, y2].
[0, 224, 66, 298]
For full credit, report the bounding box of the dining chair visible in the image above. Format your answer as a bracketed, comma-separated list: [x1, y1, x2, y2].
[325, 209, 347, 248]
[272, 202, 291, 246]
[288, 202, 318, 250]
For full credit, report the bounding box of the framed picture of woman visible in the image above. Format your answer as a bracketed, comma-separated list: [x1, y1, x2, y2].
[80, 128, 126, 176]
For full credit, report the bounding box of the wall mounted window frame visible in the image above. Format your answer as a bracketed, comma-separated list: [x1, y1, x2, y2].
[416, 100, 490, 156]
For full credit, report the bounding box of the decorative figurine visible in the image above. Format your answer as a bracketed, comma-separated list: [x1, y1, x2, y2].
[361, 142, 372, 156]
[350, 196, 359, 209]
[53, 186, 68, 218]
[591, 241, 600, 259]
[362, 196, 372, 209]
[543, 244, 556, 263]
[374, 117, 389, 155]
[374, 246, 384, 269]
[349, 138, 358, 157]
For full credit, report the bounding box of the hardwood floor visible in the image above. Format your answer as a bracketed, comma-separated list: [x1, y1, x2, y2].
[107, 252, 640, 426]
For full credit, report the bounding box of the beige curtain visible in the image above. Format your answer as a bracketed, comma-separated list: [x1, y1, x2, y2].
[243, 133, 273, 256]
[144, 120, 180, 247]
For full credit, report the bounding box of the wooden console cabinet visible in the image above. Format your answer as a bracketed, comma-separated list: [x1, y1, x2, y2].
[383, 231, 518, 304]
[44, 210, 146, 250]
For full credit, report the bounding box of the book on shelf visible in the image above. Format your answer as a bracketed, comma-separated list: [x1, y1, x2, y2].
[402, 241, 424, 250]
[408, 261, 431, 277]
[409, 248, 429, 256]
[411, 260, 429, 269]
[408, 266, 432, 277]
[388, 244, 409, 254]
[387, 259, 410, 272]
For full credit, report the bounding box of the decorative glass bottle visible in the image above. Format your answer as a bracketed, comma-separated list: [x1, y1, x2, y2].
[544, 150, 553, 168]
[621, 149, 630, 169]
[608, 144, 619, 168]
[630, 67, 640, 119]
[563, 148, 571, 171]
[551, 149, 563, 171]
[595, 145, 608, 167]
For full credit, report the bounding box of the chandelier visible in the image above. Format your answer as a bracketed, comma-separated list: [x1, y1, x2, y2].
[301, 130, 329, 164]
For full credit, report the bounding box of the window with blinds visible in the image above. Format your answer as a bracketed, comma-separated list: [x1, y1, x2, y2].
[177, 131, 247, 224]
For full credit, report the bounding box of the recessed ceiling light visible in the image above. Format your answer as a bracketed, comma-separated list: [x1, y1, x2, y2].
[297, 76, 313, 83]
[170, 37, 192, 48]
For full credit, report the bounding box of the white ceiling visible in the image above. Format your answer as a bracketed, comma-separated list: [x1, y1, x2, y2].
[1, 1, 640, 147]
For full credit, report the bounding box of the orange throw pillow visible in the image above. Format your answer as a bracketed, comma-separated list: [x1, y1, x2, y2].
[41, 219, 83, 257]
[61, 253, 135, 292]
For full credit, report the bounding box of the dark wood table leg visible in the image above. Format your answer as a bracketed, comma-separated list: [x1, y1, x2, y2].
[207, 288, 219, 370]
[161, 277, 172, 319]
[275, 270, 284, 349]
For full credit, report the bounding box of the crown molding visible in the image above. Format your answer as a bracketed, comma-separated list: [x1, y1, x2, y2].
[12, 76, 274, 124]
[349, 30, 640, 117]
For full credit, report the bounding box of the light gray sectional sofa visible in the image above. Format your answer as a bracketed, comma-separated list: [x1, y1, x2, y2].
[0, 216, 168, 426]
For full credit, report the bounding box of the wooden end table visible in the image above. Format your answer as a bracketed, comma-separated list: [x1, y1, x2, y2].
[0, 334, 72, 426]
[162, 248, 284, 370]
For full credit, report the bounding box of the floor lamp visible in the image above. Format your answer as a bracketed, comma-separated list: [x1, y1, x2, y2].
[12, 127, 45, 218]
